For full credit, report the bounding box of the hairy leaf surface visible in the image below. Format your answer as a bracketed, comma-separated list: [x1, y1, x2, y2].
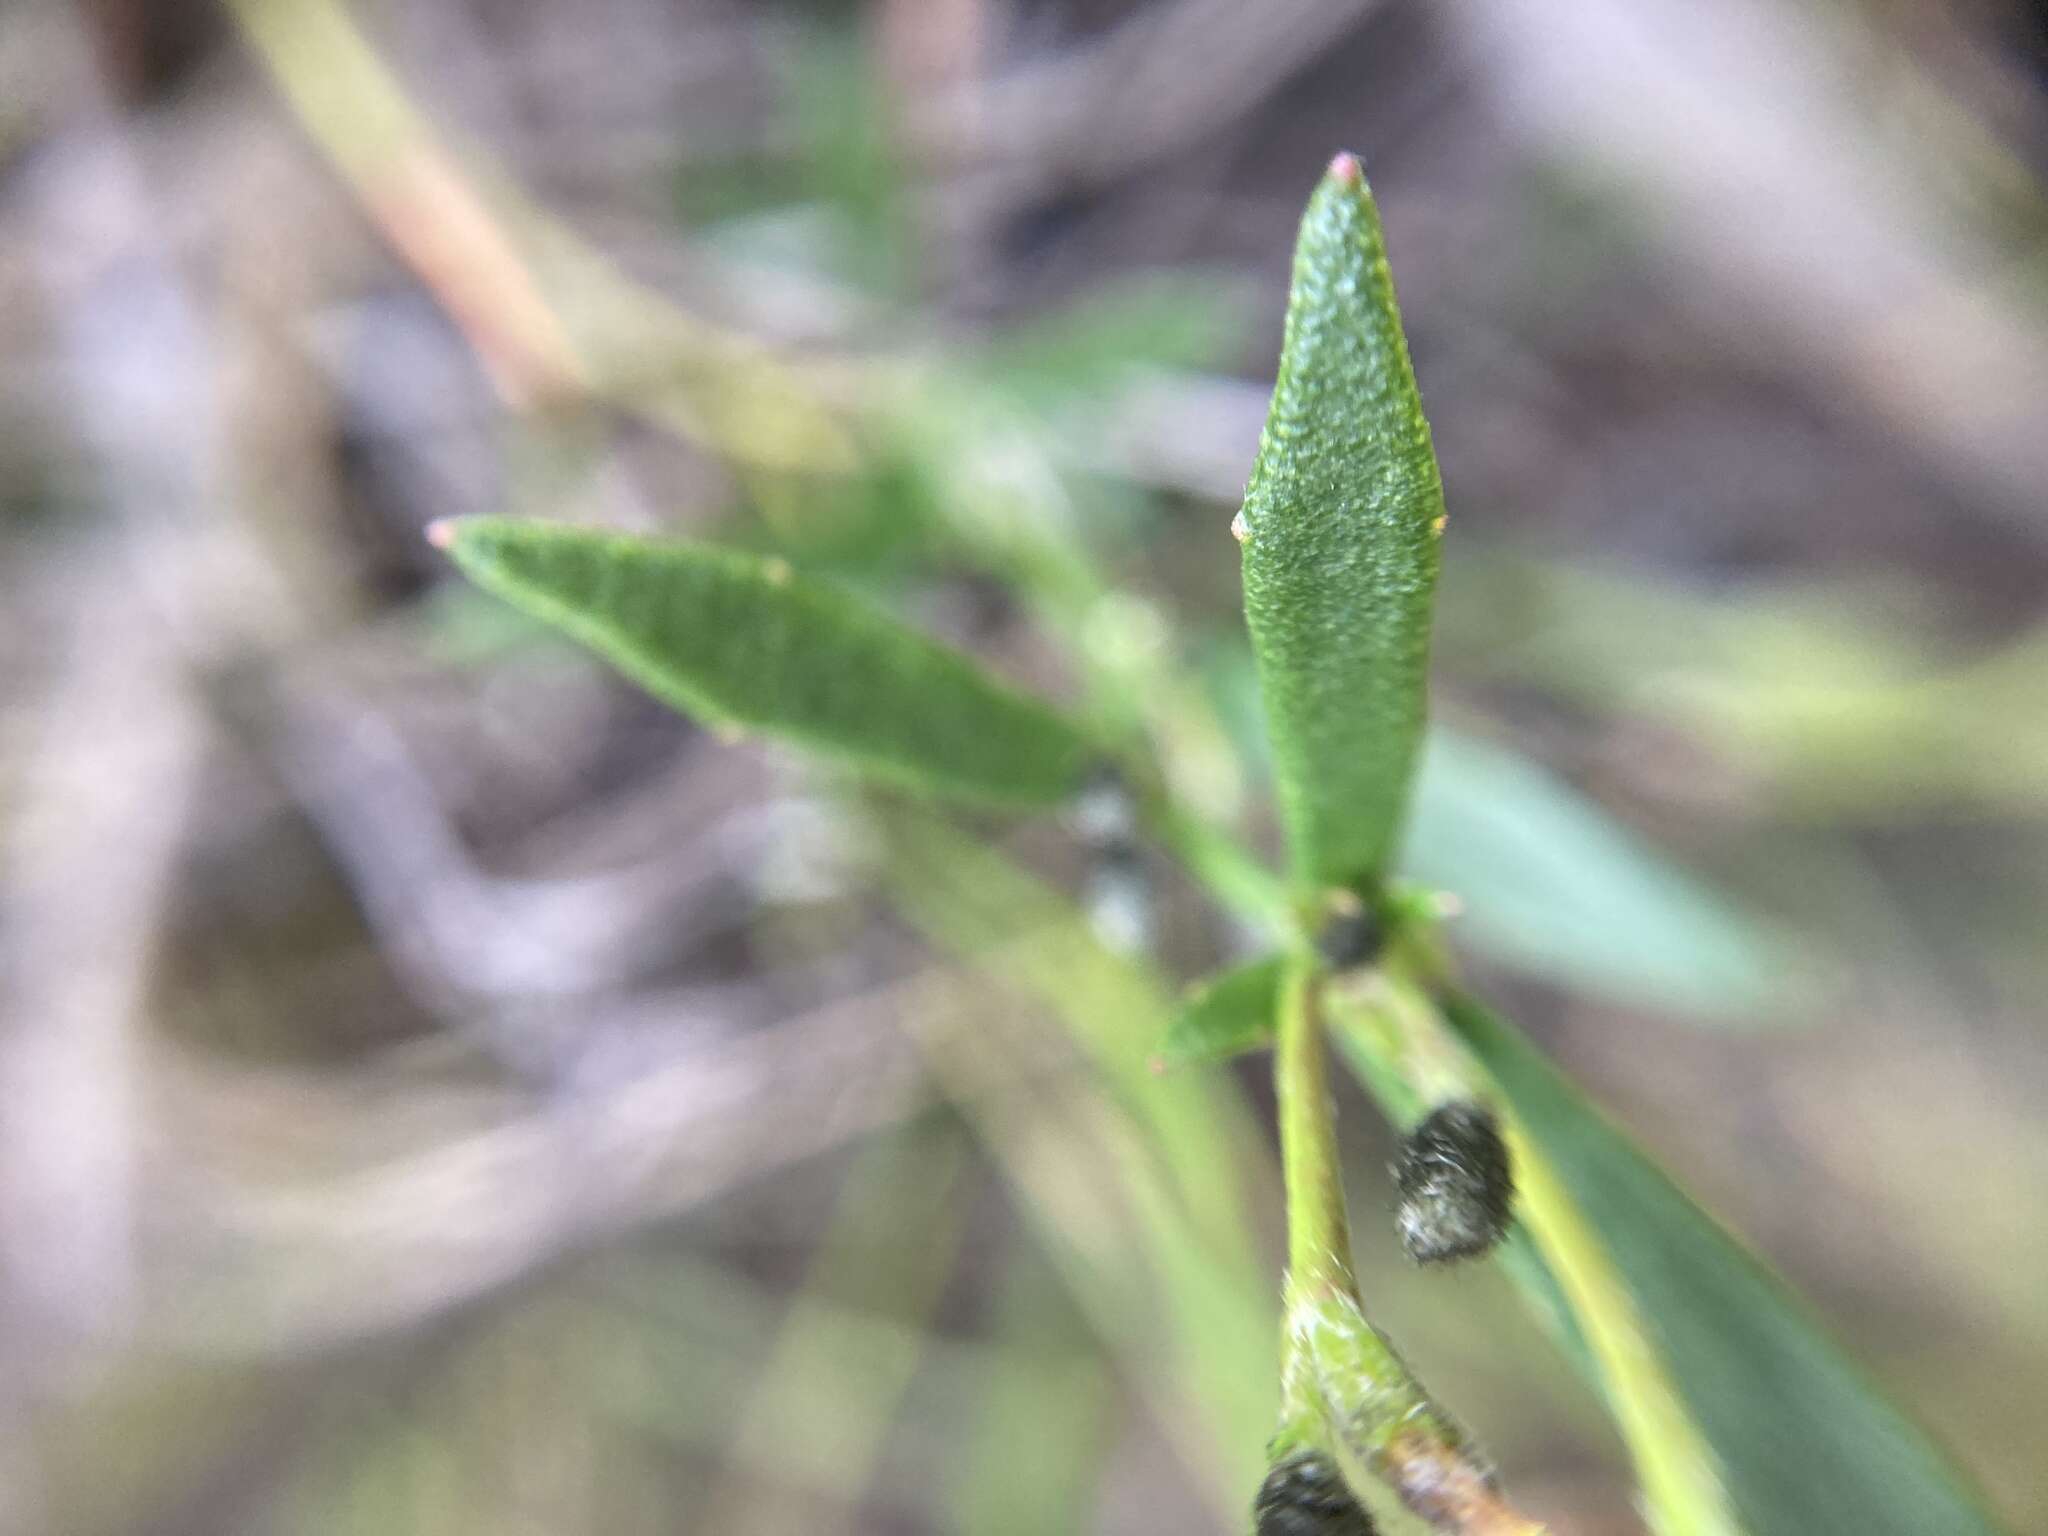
[1240, 156, 1446, 891]
[441, 518, 1093, 807]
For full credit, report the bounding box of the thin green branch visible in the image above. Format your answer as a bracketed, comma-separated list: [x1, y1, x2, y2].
[1276, 963, 1357, 1305]
[1272, 953, 1549, 1536]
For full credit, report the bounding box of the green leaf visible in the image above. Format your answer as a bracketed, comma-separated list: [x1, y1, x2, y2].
[879, 811, 1279, 1512]
[1497, 1093, 1741, 1536]
[1158, 956, 1283, 1067]
[437, 518, 1094, 807]
[1240, 155, 1446, 893]
[1404, 730, 1803, 1022]
[980, 273, 1248, 407]
[1440, 993, 2010, 1536]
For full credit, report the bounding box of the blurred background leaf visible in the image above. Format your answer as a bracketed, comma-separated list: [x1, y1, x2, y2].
[1442, 994, 2009, 1536]
[1404, 728, 1806, 1023]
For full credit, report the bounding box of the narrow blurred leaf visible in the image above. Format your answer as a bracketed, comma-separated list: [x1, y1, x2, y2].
[1500, 1109, 1740, 1536]
[439, 518, 1093, 807]
[715, 1129, 967, 1504]
[790, 25, 911, 297]
[950, 1254, 1115, 1536]
[1441, 993, 2011, 1536]
[679, 25, 911, 296]
[1203, 648, 1791, 1016]
[1240, 156, 1446, 892]
[1404, 730, 1801, 1022]
[982, 273, 1249, 407]
[880, 813, 1276, 1513]
[1159, 956, 1283, 1067]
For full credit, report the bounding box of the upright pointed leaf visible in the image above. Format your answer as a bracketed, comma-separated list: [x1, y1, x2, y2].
[1240, 155, 1446, 891]
[1440, 993, 2010, 1536]
[438, 518, 1093, 807]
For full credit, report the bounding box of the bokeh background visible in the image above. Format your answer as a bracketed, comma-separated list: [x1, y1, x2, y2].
[4, 1, 2048, 1532]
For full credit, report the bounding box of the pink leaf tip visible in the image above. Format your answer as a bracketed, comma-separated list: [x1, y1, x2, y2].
[425, 519, 458, 550]
[1326, 151, 1362, 186]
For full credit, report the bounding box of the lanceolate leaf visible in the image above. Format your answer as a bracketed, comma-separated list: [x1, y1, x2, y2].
[438, 518, 1093, 807]
[1240, 155, 1446, 892]
[1404, 730, 1802, 1023]
[1441, 993, 2011, 1536]
[1158, 956, 1283, 1068]
[1498, 1105, 1740, 1536]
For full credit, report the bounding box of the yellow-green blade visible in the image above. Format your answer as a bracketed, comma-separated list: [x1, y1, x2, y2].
[1442, 993, 2011, 1536]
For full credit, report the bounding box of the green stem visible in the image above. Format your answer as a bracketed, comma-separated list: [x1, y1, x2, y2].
[1275, 962, 1358, 1306]
[1273, 957, 1547, 1535]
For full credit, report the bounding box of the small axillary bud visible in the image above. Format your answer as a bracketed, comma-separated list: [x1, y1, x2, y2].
[1314, 890, 1384, 972]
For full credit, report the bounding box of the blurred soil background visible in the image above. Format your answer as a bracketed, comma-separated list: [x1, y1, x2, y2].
[3, 0, 2048, 1532]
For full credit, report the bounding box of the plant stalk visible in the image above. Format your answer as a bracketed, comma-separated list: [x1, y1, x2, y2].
[1273, 959, 1549, 1536]
[1276, 963, 1359, 1306]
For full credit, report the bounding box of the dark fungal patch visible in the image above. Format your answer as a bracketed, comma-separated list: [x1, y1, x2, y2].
[1394, 1101, 1515, 1264]
[1254, 1449, 1378, 1536]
